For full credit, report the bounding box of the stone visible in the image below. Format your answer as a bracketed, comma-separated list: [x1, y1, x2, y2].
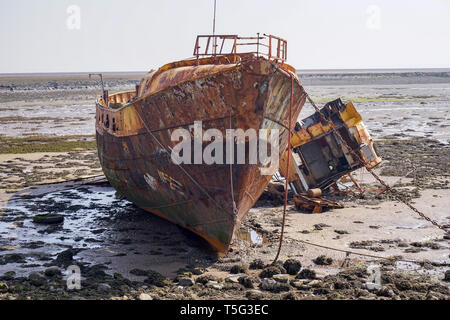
[283, 259, 301, 275]
[98, 283, 111, 293]
[138, 293, 153, 300]
[28, 273, 46, 287]
[238, 276, 254, 289]
[260, 278, 277, 291]
[365, 282, 382, 291]
[144, 270, 167, 287]
[259, 265, 286, 278]
[192, 267, 204, 275]
[178, 277, 194, 287]
[249, 259, 265, 270]
[1, 271, 16, 281]
[296, 268, 316, 280]
[273, 274, 290, 283]
[313, 255, 333, 266]
[55, 249, 74, 267]
[206, 281, 223, 290]
[444, 270, 450, 282]
[230, 265, 247, 274]
[225, 274, 245, 284]
[0, 283, 8, 293]
[377, 286, 395, 297]
[44, 267, 62, 277]
[246, 289, 263, 300]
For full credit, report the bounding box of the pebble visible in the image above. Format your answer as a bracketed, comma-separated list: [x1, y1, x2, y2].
[365, 282, 382, 291]
[273, 274, 290, 283]
[178, 277, 194, 287]
[98, 283, 111, 293]
[138, 293, 153, 300]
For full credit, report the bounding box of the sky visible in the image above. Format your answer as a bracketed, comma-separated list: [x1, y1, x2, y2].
[0, 0, 449, 73]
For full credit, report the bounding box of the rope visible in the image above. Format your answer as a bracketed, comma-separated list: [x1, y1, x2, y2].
[272, 73, 294, 264]
[304, 94, 448, 233]
[229, 111, 237, 215]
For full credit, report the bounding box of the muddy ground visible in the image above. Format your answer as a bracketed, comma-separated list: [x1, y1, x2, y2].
[0, 73, 449, 300]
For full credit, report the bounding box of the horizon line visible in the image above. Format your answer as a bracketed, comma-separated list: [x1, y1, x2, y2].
[1, 67, 450, 77]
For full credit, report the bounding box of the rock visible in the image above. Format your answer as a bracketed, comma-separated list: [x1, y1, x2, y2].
[28, 272, 46, 287]
[290, 280, 310, 290]
[364, 282, 382, 291]
[238, 276, 254, 289]
[206, 281, 223, 290]
[246, 289, 263, 300]
[138, 293, 153, 300]
[33, 213, 64, 224]
[308, 280, 321, 287]
[282, 292, 297, 300]
[144, 270, 167, 287]
[260, 278, 290, 292]
[130, 269, 148, 277]
[249, 259, 265, 270]
[98, 283, 111, 293]
[313, 255, 333, 266]
[1, 271, 16, 280]
[260, 278, 277, 291]
[55, 249, 74, 267]
[44, 267, 62, 278]
[0, 283, 8, 293]
[178, 277, 194, 287]
[196, 274, 218, 285]
[192, 267, 204, 275]
[377, 286, 395, 297]
[85, 264, 108, 279]
[273, 274, 290, 283]
[230, 264, 247, 274]
[225, 274, 245, 284]
[444, 270, 450, 282]
[283, 259, 302, 275]
[296, 268, 316, 280]
[259, 265, 286, 278]
[0, 253, 26, 265]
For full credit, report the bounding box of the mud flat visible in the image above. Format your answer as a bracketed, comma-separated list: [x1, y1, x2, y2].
[0, 137, 449, 300]
[0, 72, 449, 300]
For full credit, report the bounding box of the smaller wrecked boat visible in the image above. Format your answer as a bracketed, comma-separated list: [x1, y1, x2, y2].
[279, 98, 382, 204]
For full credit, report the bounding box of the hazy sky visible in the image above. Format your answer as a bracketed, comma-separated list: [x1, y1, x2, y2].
[1, 0, 449, 73]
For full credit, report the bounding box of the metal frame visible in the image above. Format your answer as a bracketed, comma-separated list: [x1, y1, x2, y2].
[193, 33, 288, 63]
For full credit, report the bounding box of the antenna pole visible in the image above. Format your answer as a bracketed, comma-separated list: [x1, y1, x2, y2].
[213, 0, 217, 55]
[213, 0, 216, 36]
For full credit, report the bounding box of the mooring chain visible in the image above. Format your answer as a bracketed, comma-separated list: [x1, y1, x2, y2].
[305, 94, 448, 233]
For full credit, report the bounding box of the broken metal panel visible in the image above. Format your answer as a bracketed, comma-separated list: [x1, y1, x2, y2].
[279, 98, 382, 193]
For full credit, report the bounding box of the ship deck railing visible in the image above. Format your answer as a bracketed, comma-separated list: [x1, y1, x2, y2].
[193, 34, 288, 64]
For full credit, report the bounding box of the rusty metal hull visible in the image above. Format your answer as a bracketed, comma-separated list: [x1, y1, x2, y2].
[96, 58, 306, 254]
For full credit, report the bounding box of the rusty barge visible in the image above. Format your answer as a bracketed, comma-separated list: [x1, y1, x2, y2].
[95, 34, 307, 254]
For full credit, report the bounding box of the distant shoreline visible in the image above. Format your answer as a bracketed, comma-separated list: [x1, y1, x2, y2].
[1, 68, 450, 78]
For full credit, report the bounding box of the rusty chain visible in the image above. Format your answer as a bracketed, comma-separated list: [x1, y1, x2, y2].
[304, 95, 448, 233]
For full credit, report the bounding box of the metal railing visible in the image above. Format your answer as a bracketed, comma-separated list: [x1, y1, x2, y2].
[193, 33, 288, 63]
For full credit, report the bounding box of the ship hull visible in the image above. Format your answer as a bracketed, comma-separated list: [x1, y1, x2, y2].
[96, 58, 306, 254]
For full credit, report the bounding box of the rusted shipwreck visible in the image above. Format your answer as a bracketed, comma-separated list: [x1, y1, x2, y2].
[95, 34, 381, 254]
[96, 34, 307, 253]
